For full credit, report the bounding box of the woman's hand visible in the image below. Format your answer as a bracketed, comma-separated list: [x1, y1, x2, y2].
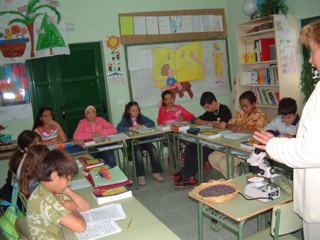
[253, 131, 275, 151]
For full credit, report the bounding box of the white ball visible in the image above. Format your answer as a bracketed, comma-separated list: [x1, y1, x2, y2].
[242, 0, 258, 17]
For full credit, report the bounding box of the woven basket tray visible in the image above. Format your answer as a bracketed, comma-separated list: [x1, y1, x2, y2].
[191, 179, 241, 203]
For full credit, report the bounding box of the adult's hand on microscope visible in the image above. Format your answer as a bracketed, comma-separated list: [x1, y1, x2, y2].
[252, 131, 275, 151]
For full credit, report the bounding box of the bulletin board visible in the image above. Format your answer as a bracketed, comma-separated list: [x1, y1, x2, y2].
[118, 9, 228, 45]
[126, 39, 230, 107]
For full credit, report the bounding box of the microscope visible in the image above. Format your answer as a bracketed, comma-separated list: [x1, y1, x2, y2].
[247, 148, 274, 178]
[244, 148, 280, 202]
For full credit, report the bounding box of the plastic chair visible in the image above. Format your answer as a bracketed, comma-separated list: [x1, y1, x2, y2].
[14, 217, 32, 240]
[246, 201, 303, 240]
[10, 171, 28, 214]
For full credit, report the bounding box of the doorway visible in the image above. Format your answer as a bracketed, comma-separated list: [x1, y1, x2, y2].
[27, 42, 110, 139]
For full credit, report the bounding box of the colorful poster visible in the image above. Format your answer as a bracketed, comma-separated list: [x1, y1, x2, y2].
[0, 0, 70, 64]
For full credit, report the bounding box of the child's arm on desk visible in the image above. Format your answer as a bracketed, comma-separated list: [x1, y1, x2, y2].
[59, 187, 90, 233]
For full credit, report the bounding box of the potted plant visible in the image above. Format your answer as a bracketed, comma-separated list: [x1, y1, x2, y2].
[300, 61, 320, 102]
[260, 0, 288, 17]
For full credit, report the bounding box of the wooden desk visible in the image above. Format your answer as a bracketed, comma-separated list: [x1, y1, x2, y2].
[63, 186, 180, 239]
[189, 173, 293, 240]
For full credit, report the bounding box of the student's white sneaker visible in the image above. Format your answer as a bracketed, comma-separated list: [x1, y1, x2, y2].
[153, 173, 164, 182]
[138, 176, 146, 186]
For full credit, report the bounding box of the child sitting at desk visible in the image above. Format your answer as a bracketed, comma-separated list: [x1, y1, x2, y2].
[19, 144, 49, 199]
[27, 149, 90, 239]
[173, 91, 232, 186]
[157, 89, 195, 125]
[33, 107, 67, 145]
[208, 90, 268, 178]
[73, 105, 118, 167]
[117, 101, 163, 186]
[265, 97, 300, 138]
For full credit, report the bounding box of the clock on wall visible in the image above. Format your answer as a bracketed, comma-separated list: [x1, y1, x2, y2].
[106, 35, 121, 50]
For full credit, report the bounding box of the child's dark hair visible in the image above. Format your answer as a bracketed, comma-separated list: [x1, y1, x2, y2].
[36, 149, 78, 181]
[161, 90, 174, 107]
[278, 97, 297, 115]
[122, 101, 143, 126]
[19, 144, 49, 198]
[239, 91, 256, 104]
[9, 130, 39, 173]
[200, 92, 217, 106]
[32, 107, 55, 130]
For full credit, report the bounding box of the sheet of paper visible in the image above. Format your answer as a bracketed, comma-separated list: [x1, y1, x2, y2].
[81, 204, 126, 223]
[146, 16, 159, 34]
[70, 178, 91, 190]
[76, 220, 121, 240]
[133, 16, 146, 35]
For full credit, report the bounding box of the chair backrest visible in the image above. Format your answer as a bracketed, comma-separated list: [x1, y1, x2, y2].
[271, 201, 303, 238]
[15, 217, 32, 240]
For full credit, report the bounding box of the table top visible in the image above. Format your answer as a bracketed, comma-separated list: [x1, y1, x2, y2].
[189, 173, 292, 222]
[63, 186, 179, 239]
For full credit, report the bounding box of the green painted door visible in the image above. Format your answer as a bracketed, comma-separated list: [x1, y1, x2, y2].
[27, 42, 110, 139]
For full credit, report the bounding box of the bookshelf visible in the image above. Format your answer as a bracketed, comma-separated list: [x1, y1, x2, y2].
[236, 15, 301, 120]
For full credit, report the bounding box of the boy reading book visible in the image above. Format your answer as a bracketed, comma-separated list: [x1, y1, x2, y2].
[27, 149, 90, 239]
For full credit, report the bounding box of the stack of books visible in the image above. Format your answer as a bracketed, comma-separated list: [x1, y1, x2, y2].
[87, 165, 133, 204]
[171, 122, 190, 132]
[77, 155, 105, 173]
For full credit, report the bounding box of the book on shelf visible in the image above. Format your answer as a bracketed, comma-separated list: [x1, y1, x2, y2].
[92, 185, 132, 205]
[258, 38, 275, 61]
[132, 127, 155, 134]
[240, 139, 260, 151]
[89, 165, 129, 188]
[242, 70, 258, 85]
[171, 123, 190, 132]
[78, 156, 105, 171]
[266, 90, 278, 105]
[197, 130, 221, 139]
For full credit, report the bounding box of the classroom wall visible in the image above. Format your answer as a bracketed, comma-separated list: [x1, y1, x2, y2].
[1, 0, 319, 141]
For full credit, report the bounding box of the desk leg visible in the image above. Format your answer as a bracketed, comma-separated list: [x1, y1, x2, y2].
[238, 220, 246, 240]
[131, 143, 138, 190]
[198, 202, 204, 240]
[198, 143, 203, 183]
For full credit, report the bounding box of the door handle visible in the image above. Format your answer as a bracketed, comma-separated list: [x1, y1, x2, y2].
[60, 106, 66, 119]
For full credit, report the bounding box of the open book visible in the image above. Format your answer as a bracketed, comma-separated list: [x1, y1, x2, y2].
[76, 204, 126, 240]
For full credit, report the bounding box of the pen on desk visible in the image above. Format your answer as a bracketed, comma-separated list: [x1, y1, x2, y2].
[98, 171, 104, 178]
[127, 219, 132, 229]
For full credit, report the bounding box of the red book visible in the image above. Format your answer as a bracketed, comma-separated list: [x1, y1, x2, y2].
[259, 38, 275, 61]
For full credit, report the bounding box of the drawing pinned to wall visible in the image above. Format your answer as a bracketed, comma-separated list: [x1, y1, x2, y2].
[153, 41, 205, 99]
[0, 0, 70, 64]
[105, 35, 122, 76]
[107, 72, 126, 87]
[208, 42, 227, 84]
[0, 63, 30, 106]
[127, 39, 230, 107]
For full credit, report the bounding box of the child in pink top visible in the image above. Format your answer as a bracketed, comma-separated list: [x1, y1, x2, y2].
[73, 105, 118, 167]
[158, 90, 195, 125]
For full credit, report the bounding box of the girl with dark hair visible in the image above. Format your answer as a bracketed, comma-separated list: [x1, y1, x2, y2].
[33, 107, 67, 145]
[19, 144, 49, 199]
[0, 130, 39, 205]
[117, 101, 163, 186]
